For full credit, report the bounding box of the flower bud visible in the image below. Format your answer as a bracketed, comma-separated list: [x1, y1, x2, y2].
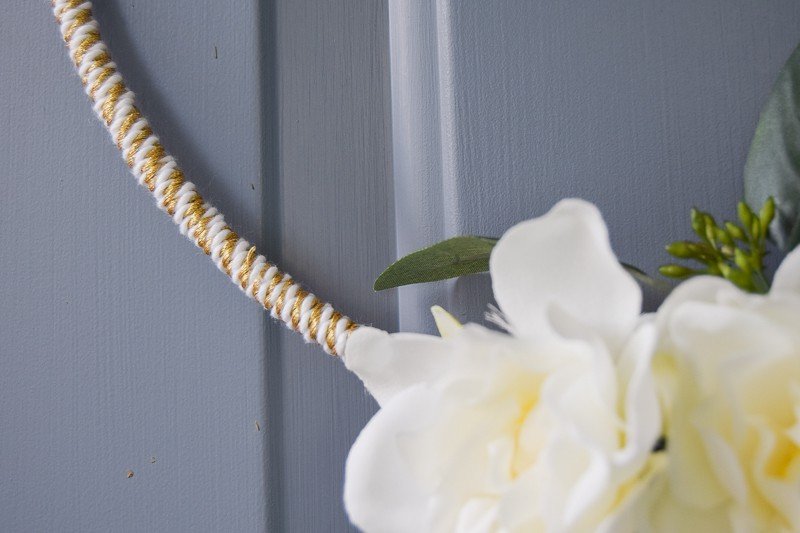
[734, 248, 751, 273]
[659, 264, 695, 278]
[666, 241, 694, 258]
[716, 228, 734, 247]
[751, 218, 762, 241]
[725, 222, 745, 241]
[738, 201, 753, 230]
[727, 269, 752, 290]
[705, 224, 718, 246]
[691, 208, 705, 236]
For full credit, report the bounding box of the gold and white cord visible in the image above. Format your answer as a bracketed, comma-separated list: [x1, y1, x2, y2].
[52, 0, 360, 356]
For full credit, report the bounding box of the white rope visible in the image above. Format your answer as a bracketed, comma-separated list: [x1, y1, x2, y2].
[52, 0, 360, 356]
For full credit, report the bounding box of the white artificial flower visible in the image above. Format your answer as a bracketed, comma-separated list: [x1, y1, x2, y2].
[649, 247, 800, 532]
[342, 199, 664, 533]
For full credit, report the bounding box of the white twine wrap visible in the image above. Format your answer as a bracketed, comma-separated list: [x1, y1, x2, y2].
[53, 0, 360, 356]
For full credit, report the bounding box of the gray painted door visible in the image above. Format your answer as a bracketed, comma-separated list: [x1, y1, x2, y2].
[1, 1, 392, 531]
[1, 1, 799, 531]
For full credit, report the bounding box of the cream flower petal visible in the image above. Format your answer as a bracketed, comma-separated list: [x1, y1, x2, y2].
[655, 276, 738, 334]
[543, 326, 660, 530]
[649, 491, 730, 532]
[668, 302, 792, 362]
[343, 327, 454, 407]
[596, 454, 667, 533]
[490, 199, 641, 349]
[497, 467, 541, 530]
[431, 305, 462, 338]
[343, 385, 438, 533]
[661, 303, 792, 511]
[772, 246, 800, 295]
[618, 323, 661, 463]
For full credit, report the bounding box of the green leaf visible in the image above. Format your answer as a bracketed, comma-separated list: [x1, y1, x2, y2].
[374, 235, 661, 294]
[744, 42, 800, 251]
[373, 236, 498, 291]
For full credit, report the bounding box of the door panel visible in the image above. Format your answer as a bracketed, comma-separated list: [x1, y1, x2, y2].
[390, 0, 800, 325]
[1, 1, 267, 531]
[268, 1, 394, 531]
[0, 1, 392, 531]
[3, 0, 800, 531]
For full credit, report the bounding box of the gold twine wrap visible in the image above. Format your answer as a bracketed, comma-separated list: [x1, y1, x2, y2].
[53, 0, 359, 356]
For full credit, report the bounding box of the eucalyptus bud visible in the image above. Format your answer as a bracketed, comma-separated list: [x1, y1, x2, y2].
[665, 241, 694, 258]
[738, 201, 753, 230]
[703, 214, 718, 231]
[751, 218, 762, 241]
[661, 200, 772, 294]
[659, 264, 696, 279]
[706, 262, 722, 276]
[759, 196, 775, 230]
[691, 208, 705, 237]
[727, 270, 752, 290]
[725, 222, 745, 241]
[734, 248, 751, 273]
[705, 223, 717, 245]
[715, 227, 734, 247]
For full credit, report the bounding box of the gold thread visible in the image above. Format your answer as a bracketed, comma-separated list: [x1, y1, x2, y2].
[140, 143, 166, 190]
[264, 273, 285, 309]
[101, 81, 125, 124]
[238, 246, 257, 289]
[218, 233, 240, 275]
[181, 196, 214, 254]
[57, 0, 86, 21]
[116, 108, 141, 147]
[326, 312, 342, 354]
[191, 215, 216, 255]
[81, 51, 111, 85]
[290, 289, 308, 330]
[125, 126, 152, 168]
[182, 196, 205, 227]
[251, 264, 269, 300]
[55, 0, 92, 24]
[88, 66, 114, 100]
[307, 301, 325, 341]
[273, 279, 294, 321]
[63, 9, 91, 42]
[161, 170, 185, 215]
[73, 32, 100, 65]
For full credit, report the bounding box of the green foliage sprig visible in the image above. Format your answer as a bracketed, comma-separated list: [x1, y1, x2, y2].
[659, 198, 775, 293]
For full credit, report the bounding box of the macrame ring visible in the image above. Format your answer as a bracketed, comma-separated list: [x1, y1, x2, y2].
[52, 0, 360, 356]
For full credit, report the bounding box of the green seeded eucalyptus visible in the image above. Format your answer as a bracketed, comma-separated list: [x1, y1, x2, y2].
[660, 198, 775, 293]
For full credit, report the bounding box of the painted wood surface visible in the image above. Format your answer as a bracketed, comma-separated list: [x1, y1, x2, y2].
[2, 0, 800, 531]
[267, 1, 394, 531]
[391, 0, 800, 326]
[0, 1, 392, 531]
[2, 1, 267, 530]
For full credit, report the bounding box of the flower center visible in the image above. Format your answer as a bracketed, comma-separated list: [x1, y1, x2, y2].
[765, 433, 800, 480]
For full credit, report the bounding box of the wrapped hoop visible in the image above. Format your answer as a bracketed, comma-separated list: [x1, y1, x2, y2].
[52, 0, 360, 356]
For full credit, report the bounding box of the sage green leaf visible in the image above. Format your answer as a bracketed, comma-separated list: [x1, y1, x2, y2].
[373, 236, 498, 291]
[374, 235, 661, 294]
[744, 42, 800, 251]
